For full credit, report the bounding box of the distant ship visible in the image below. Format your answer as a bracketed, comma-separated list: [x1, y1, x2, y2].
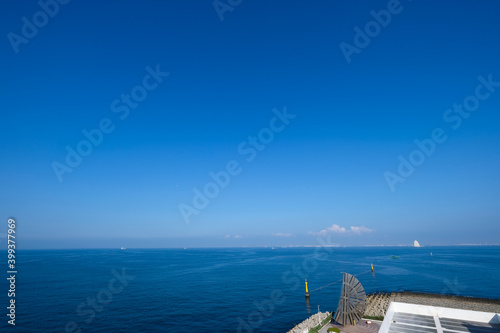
[121, 247, 126, 250]
[414, 240, 421, 247]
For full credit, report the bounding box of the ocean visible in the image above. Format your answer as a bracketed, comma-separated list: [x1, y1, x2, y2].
[1, 246, 499, 332]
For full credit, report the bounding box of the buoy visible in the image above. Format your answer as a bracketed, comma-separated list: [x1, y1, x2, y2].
[430, 252, 433, 256]
[305, 279, 310, 298]
[371, 263, 374, 273]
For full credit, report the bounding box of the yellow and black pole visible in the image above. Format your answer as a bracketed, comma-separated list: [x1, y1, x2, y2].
[371, 263, 374, 273]
[305, 279, 310, 298]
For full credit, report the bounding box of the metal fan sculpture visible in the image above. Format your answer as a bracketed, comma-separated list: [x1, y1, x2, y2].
[334, 273, 367, 326]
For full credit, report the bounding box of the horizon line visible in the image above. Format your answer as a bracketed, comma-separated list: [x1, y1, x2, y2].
[5, 244, 500, 250]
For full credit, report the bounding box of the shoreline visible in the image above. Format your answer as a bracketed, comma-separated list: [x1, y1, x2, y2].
[286, 311, 331, 333]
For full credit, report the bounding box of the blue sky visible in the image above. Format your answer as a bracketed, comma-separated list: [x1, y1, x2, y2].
[1, 0, 499, 248]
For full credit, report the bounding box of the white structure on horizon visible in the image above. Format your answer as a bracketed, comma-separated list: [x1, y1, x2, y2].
[379, 302, 500, 333]
[414, 240, 421, 247]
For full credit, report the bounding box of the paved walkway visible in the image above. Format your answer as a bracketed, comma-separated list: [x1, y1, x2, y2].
[319, 320, 381, 333]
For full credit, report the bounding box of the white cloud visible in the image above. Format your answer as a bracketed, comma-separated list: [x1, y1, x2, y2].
[234, 235, 242, 239]
[309, 224, 346, 236]
[327, 224, 347, 233]
[225, 234, 231, 239]
[350, 226, 372, 234]
[309, 224, 372, 236]
[272, 233, 292, 237]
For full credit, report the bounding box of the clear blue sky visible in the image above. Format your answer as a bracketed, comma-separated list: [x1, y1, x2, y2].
[1, 0, 499, 248]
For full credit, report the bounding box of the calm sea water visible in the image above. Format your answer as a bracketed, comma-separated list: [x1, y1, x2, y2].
[1, 246, 499, 332]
